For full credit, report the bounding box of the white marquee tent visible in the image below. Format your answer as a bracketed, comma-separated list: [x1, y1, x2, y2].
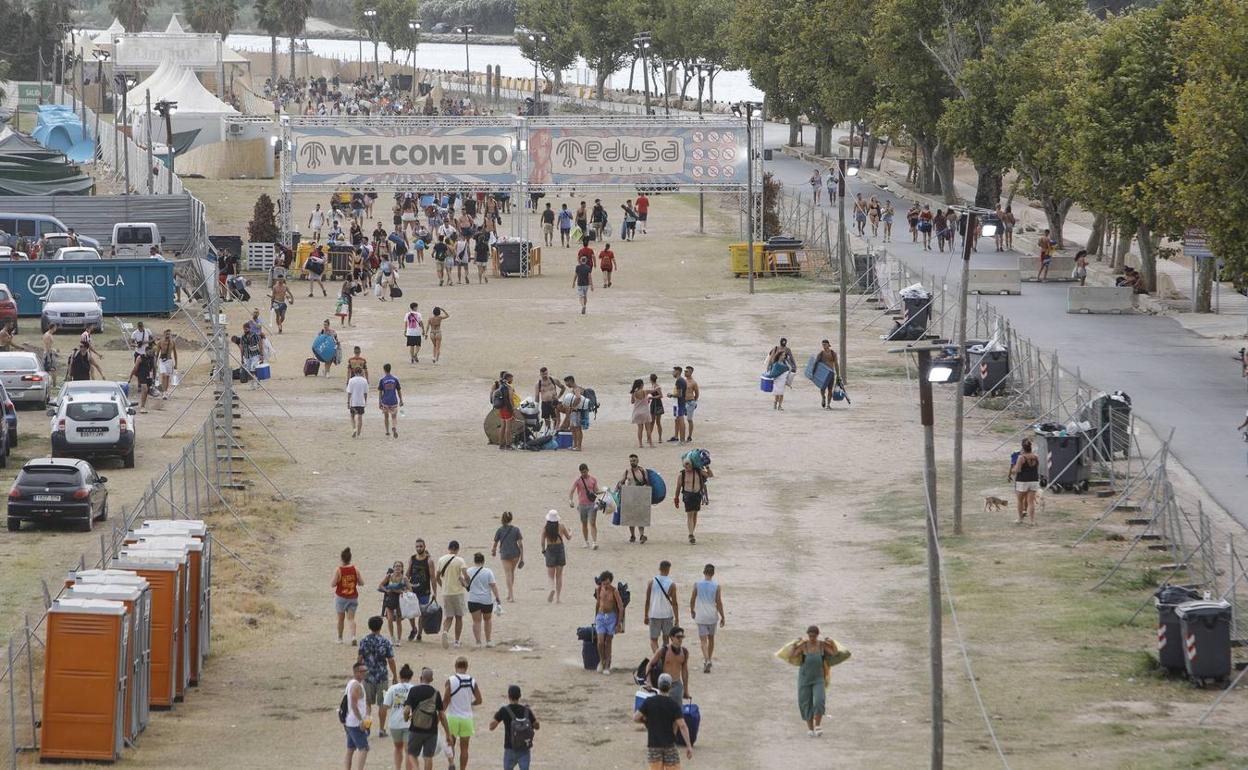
[128, 65, 238, 152]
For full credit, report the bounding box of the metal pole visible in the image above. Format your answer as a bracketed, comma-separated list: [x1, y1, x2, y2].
[23, 618, 34, 750]
[463, 31, 471, 98]
[8, 638, 17, 770]
[916, 348, 944, 770]
[952, 211, 976, 536]
[838, 160, 849, 382]
[144, 90, 153, 195]
[747, 107, 755, 295]
[120, 86, 130, 193]
[641, 52, 651, 115]
[163, 109, 175, 194]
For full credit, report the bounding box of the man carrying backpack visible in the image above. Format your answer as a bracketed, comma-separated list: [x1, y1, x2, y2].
[403, 667, 451, 770]
[489, 684, 539, 770]
[493, 372, 516, 450]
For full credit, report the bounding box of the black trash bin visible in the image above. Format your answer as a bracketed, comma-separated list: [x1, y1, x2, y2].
[1175, 599, 1233, 684]
[902, 293, 933, 333]
[1038, 433, 1089, 492]
[1153, 585, 1202, 673]
[973, 349, 1011, 394]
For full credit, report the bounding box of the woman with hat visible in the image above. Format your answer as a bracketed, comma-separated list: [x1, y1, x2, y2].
[540, 510, 573, 604]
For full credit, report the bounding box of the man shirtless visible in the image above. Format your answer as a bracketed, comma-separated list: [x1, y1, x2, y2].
[645, 625, 691, 706]
[593, 570, 626, 675]
[42, 325, 59, 386]
[155, 329, 179, 399]
[815, 339, 840, 409]
[346, 346, 369, 382]
[683, 367, 700, 441]
[269, 278, 294, 334]
[534, 367, 565, 432]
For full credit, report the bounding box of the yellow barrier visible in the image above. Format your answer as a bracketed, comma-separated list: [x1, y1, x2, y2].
[729, 243, 766, 277]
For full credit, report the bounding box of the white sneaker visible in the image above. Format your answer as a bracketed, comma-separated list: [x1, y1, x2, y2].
[453, 640, 461, 648]
[591, 542, 599, 550]
[485, 641, 496, 648]
[601, 667, 611, 676]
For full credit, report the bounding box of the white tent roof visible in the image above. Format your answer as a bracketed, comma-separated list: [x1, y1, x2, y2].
[165, 15, 186, 34]
[149, 67, 238, 114]
[93, 18, 125, 47]
[128, 58, 179, 103]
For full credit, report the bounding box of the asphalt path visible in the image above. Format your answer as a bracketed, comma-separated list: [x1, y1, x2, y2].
[761, 124, 1248, 525]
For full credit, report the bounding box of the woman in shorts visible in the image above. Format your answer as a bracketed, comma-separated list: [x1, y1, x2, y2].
[378, 561, 408, 646]
[491, 511, 524, 602]
[1010, 438, 1041, 525]
[882, 201, 895, 242]
[540, 511, 572, 603]
[464, 552, 501, 647]
[474, 232, 490, 284]
[647, 373, 665, 443]
[332, 547, 361, 645]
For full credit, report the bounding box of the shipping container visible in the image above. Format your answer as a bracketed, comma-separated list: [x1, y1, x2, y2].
[0, 258, 175, 316]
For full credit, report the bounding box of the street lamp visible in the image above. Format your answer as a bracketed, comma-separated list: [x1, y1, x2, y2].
[113, 72, 135, 194]
[362, 9, 379, 79]
[527, 31, 548, 109]
[92, 49, 110, 159]
[632, 32, 652, 115]
[835, 156, 860, 383]
[407, 20, 421, 99]
[695, 63, 714, 116]
[455, 25, 474, 97]
[736, 101, 763, 294]
[153, 99, 177, 194]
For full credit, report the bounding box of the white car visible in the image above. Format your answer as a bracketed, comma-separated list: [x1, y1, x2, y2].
[40, 283, 105, 333]
[50, 391, 136, 468]
[52, 247, 102, 260]
[0, 351, 51, 407]
[48, 381, 135, 432]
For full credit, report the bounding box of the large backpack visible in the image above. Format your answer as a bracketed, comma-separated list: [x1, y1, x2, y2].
[337, 692, 349, 724]
[508, 705, 535, 750]
[491, 383, 508, 409]
[581, 387, 599, 414]
[409, 689, 438, 730]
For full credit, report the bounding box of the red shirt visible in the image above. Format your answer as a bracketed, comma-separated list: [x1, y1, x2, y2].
[598, 249, 615, 270]
[577, 246, 596, 269]
[635, 195, 649, 215]
[335, 565, 360, 598]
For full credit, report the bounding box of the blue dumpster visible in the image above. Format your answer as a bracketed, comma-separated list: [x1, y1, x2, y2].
[0, 260, 175, 317]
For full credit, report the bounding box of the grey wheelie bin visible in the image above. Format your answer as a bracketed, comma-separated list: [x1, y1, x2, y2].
[1175, 599, 1233, 685]
[1153, 585, 1202, 673]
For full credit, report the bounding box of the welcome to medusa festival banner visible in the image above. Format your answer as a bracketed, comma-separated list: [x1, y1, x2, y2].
[289, 126, 517, 186]
[526, 126, 748, 187]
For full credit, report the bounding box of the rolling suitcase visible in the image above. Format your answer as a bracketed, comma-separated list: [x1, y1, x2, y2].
[304, 357, 320, 376]
[577, 626, 599, 670]
[676, 697, 700, 746]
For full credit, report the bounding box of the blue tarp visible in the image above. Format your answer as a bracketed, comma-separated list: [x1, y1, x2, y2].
[32, 105, 94, 163]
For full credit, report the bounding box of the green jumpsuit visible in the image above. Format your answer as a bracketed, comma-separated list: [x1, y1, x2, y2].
[797, 650, 827, 721]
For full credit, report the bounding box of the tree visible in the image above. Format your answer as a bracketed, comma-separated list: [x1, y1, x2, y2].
[729, 0, 803, 145]
[1167, 0, 1248, 308]
[786, 0, 876, 157]
[571, 0, 637, 100]
[184, 0, 239, 38]
[516, 0, 578, 93]
[1067, 2, 1184, 292]
[255, 0, 282, 79]
[110, 0, 156, 33]
[248, 194, 280, 243]
[0, 0, 70, 81]
[269, 0, 312, 81]
[354, 0, 421, 70]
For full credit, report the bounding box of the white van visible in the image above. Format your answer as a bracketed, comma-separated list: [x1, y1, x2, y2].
[111, 223, 162, 258]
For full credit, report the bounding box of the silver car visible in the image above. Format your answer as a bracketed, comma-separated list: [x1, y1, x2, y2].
[0, 351, 50, 407]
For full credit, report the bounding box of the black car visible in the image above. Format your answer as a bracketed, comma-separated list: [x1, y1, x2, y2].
[6, 457, 108, 532]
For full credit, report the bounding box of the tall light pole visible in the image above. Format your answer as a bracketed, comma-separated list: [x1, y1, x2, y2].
[363, 9, 379, 78]
[92, 49, 110, 160]
[407, 20, 421, 100]
[456, 25, 474, 97]
[836, 157, 859, 384]
[154, 99, 177, 194]
[695, 63, 713, 234]
[114, 72, 134, 194]
[632, 32, 652, 115]
[527, 32, 548, 110]
[737, 101, 762, 295]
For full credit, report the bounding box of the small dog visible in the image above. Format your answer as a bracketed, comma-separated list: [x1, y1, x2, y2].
[984, 495, 1010, 512]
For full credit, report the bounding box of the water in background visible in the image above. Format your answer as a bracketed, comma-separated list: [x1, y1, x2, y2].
[224, 34, 764, 104]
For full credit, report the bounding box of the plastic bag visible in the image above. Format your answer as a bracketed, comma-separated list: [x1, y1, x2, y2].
[399, 591, 422, 619]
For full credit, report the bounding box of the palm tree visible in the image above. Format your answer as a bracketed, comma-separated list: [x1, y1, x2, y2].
[183, 0, 239, 39]
[109, 0, 155, 33]
[272, 0, 311, 82]
[255, 0, 282, 81]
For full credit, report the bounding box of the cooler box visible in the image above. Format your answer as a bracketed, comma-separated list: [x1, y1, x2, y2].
[555, 431, 574, 449]
[634, 688, 655, 712]
[254, 363, 271, 381]
[760, 376, 775, 393]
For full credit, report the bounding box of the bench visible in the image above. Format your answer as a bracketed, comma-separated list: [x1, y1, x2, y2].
[967, 269, 1022, 295]
[1018, 256, 1077, 281]
[1066, 286, 1136, 314]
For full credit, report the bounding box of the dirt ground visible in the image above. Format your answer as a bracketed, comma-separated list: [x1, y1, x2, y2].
[6, 187, 1246, 768]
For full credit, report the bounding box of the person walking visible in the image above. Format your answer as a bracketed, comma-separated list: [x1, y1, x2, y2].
[382, 664, 416, 770]
[491, 511, 524, 602]
[675, 459, 713, 544]
[437, 541, 469, 648]
[785, 625, 843, 737]
[669, 366, 689, 444]
[1002, 205, 1016, 250]
[534, 367, 566, 433]
[852, 193, 868, 236]
[403, 667, 452, 770]
[569, 463, 601, 550]
[882, 200, 895, 242]
[407, 539, 437, 641]
[765, 339, 797, 411]
[464, 552, 501, 648]
[489, 684, 539, 770]
[269, 278, 294, 333]
[405, 303, 424, 363]
[633, 673, 693, 769]
[907, 202, 921, 243]
[690, 564, 725, 673]
[635, 193, 650, 234]
[378, 563, 409, 646]
[347, 370, 369, 438]
[918, 204, 934, 249]
[1073, 250, 1089, 286]
[574, 257, 594, 315]
[644, 626, 690, 706]
[358, 616, 398, 728]
[593, 570, 626, 675]
[619, 455, 649, 544]
[868, 196, 882, 237]
[428, 307, 449, 363]
[599, 243, 615, 287]
[309, 203, 326, 241]
[1010, 438, 1041, 525]
[816, 339, 840, 409]
[443, 657, 483, 770]
[631, 379, 652, 448]
[557, 204, 573, 247]
[128, 349, 157, 414]
[683, 367, 700, 442]
[647, 374, 665, 444]
[493, 372, 516, 450]
[377, 363, 404, 439]
[540, 510, 572, 604]
[1037, 229, 1055, 282]
[644, 561, 678, 653]
[333, 547, 362, 644]
[155, 329, 178, 398]
[540, 203, 555, 246]
[337, 282, 355, 327]
[343, 662, 371, 770]
[809, 168, 823, 205]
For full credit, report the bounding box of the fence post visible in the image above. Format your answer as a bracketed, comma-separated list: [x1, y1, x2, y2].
[23, 617, 34, 751]
[8, 637, 17, 770]
[166, 463, 176, 519]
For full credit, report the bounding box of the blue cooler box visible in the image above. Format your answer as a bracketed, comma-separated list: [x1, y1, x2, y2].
[254, 363, 271, 381]
[555, 431, 574, 449]
[760, 376, 775, 393]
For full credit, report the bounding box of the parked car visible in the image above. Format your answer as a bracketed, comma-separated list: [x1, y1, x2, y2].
[0, 214, 100, 250]
[111, 223, 162, 259]
[0, 351, 50, 409]
[52, 246, 102, 261]
[430, 21, 452, 32]
[0, 283, 18, 332]
[40, 282, 105, 333]
[0, 381, 17, 449]
[0, 246, 18, 260]
[50, 380, 132, 414]
[50, 391, 135, 468]
[6, 457, 108, 532]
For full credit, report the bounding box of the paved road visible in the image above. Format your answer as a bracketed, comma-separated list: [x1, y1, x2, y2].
[760, 124, 1248, 525]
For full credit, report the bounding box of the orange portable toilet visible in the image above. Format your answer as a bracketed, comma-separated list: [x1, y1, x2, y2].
[117, 544, 192, 699]
[72, 571, 152, 734]
[129, 533, 207, 684]
[132, 521, 212, 657]
[65, 583, 146, 747]
[110, 554, 183, 709]
[41, 598, 129, 763]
